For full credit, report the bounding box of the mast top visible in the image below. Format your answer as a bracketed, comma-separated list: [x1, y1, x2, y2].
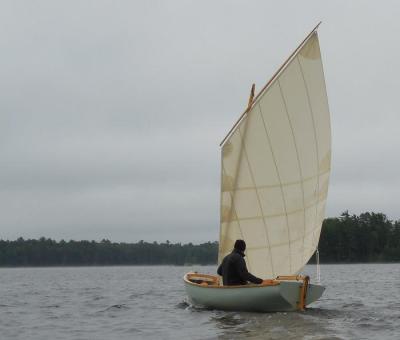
[220, 22, 322, 147]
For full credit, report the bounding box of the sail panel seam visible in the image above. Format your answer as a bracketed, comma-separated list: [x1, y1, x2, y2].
[246, 227, 316, 250]
[257, 104, 292, 276]
[277, 79, 307, 275]
[297, 55, 321, 263]
[220, 165, 245, 259]
[221, 168, 330, 192]
[238, 122, 275, 277]
[225, 193, 328, 221]
[309, 32, 332, 252]
[223, 118, 254, 272]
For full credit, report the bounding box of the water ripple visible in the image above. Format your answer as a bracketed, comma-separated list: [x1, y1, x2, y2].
[0, 264, 398, 339]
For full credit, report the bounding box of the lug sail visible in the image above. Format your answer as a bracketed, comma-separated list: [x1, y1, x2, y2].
[219, 28, 331, 279]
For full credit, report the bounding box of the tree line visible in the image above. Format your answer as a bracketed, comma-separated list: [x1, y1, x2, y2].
[317, 211, 400, 263]
[0, 238, 218, 266]
[0, 212, 399, 267]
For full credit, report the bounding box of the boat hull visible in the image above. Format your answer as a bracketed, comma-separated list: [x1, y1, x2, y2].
[184, 273, 324, 312]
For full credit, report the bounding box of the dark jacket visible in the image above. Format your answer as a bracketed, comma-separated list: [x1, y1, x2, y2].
[217, 249, 263, 285]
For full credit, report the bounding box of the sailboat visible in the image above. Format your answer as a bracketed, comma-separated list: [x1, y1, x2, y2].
[184, 22, 331, 312]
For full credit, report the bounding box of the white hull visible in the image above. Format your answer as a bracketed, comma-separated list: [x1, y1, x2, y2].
[184, 273, 324, 312]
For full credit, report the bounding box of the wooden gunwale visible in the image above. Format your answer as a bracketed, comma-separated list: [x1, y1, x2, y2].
[184, 273, 280, 289]
[184, 273, 310, 289]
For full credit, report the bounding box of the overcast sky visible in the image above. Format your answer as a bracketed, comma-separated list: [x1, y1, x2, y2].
[1, 1, 400, 242]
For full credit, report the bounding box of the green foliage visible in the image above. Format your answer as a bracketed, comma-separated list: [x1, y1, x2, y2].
[0, 238, 218, 267]
[1, 212, 400, 267]
[316, 212, 400, 263]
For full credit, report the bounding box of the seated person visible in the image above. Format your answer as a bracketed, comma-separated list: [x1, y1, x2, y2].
[217, 239, 263, 285]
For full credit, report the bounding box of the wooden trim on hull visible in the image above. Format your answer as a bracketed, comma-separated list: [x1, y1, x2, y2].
[184, 272, 279, 288]
[184, 272, 321, 312]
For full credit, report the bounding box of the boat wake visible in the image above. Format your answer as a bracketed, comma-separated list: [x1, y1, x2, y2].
[99, 304, 129, 312]
[176, 299, 211, 312]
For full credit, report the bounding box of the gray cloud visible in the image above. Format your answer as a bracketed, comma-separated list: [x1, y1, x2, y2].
[1, 1, 400, 242]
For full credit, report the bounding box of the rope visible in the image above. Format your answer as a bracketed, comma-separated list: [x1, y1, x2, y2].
[316, 248, 321, 284]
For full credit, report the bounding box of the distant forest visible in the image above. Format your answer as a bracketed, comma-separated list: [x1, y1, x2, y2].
[317, 212, 400, 263]
[1, 212, 400, 267]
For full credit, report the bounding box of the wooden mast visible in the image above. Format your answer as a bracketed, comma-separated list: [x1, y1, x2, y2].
[247, 83, 256, 111]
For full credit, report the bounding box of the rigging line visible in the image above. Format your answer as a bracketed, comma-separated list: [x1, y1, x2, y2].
[257, 103, 292, 276]
[316, 248, 321, 283]
[238, 121, 275, 277]
[277, 79, 306, 275]
[296, 54, 321, 261]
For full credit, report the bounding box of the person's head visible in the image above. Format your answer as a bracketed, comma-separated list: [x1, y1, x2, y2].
[234, 239, 246, 252]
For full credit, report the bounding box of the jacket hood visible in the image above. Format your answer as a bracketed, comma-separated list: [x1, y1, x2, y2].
[233, 248, 245, 257]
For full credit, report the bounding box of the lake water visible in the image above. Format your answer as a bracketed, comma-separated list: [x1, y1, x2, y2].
[0, 264, 399, 339]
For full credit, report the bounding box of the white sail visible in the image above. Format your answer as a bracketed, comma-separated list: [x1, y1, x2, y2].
[219, 30, 331, 279]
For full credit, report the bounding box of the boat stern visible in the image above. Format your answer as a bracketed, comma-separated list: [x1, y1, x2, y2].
[305, 283, 325, 306]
